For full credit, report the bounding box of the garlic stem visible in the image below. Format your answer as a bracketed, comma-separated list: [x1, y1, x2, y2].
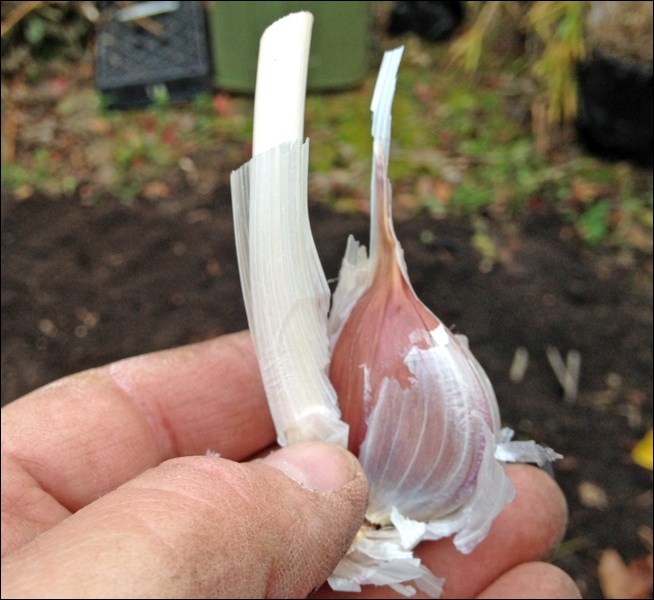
[252, 12, 313, 156]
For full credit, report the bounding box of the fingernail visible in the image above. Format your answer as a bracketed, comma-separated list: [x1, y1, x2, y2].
[261, 441, 361, 493]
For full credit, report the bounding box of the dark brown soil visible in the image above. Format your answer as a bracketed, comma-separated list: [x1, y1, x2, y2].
[1, 183, 652, 599]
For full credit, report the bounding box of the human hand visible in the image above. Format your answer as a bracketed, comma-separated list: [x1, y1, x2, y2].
[1, 330, 580, 599]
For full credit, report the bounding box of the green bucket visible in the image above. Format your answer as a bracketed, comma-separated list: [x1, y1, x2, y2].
[208, 1, 371, 93]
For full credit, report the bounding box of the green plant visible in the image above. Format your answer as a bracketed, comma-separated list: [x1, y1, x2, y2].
[573, 198, 611, 244]
[449, 1, 587, 125]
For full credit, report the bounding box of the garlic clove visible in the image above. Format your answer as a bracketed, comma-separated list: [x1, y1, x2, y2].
[328, 53, 560, 581]
[330, 240, 509, 528]
[329, 48, 506, 529]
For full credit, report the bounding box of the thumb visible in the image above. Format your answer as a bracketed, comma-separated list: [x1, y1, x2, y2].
[1, 442, 368, 599]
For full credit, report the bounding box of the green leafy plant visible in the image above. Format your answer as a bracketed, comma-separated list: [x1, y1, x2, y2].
[573, 198, 611, 244]
[449, 1, 587, 125]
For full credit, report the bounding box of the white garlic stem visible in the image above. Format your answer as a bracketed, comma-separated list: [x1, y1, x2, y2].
[252, 12, 313, 156]
[231, 12, 348, 447]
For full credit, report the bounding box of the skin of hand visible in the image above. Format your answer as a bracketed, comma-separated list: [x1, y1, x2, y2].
[1, 330, 581, 599]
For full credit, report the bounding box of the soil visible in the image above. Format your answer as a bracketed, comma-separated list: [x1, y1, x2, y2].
[1, 180, 652, 599]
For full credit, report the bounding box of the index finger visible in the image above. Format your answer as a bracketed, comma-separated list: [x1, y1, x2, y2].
[1, 331, 274, 513]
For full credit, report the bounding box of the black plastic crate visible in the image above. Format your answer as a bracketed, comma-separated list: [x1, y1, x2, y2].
[95, 1, 212, 109]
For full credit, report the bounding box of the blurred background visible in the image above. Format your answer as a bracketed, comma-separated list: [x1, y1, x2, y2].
[1, 2, 652, 598]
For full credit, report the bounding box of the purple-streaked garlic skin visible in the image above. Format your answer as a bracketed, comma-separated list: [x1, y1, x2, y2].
[329, 149, 502, 526]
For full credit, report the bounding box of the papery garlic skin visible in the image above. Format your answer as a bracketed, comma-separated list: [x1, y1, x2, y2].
[358, 330, 503, 527]
[232, 140, 348, 448]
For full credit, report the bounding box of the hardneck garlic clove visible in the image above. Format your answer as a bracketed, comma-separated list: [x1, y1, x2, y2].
[327, 47, 560, 594]
[329, 46, 507, 528]
[329, 139, 504, 524]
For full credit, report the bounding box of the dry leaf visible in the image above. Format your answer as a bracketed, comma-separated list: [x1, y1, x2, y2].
[571, 179, 607, 203]
[598, 548, 654, 599]
[141, 181, 170, 200]
[578, 480, 609, 509]
[434, 179, 454, 205]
